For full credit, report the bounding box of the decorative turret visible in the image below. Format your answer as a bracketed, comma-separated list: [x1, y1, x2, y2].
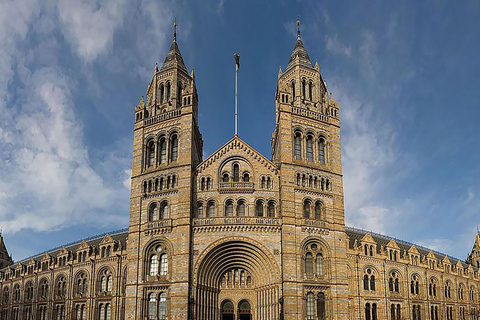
[466, 232, 480, 269]
[0, 233, 13, 269]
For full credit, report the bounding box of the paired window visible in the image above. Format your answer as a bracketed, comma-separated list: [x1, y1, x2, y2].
[365, 303, 378, 320]
[260, 176, 272, 189]
[148, 244, 168, 277]
[75, 304, 86, 320]
[25, 282, 34, 301]
[410, 275, 420, 295]
[412, 305, 421, 320]
[56, 275, 66, 298]
[388, 272, 399, 293]
[390, 304, 401, 320]
[303, 199, 323, 220]
[148, 292, 167, 320]
[364, 244, 374, 256]
[99, 269, 113, 294]
[389, 249, 398, 261]
[363, 269, 376, 291]
[446, 306, 454, 320]
[76, 272, 88, 296]
[199, 177, 212, 191]
[13, 284, 20, 301]
[39, 279, 49, 300]
[304, 243, 324, 277]
[38, 306, 48, 320]
[145, 133, 179, 169]
[429, 278, 437, 297]
[430, 306, 438, 320]
[306, 292, 325, 320]
[445, 282, 452, 299]
[148, 201, 169, 221]
[55, 305, 65, 320]
[98, 303, 111, 320]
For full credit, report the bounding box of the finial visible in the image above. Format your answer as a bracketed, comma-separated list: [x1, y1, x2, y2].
[173, 18, 178, 41]
[154, 62, 158, 73]
[296, 19, 301, 39]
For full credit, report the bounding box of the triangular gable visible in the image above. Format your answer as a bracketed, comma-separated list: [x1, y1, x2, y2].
[361, 233, 376, 244]
[27, 258, 35, 266]
[456, 261, 464, 269]
[443, 256, 451, 265]
[77, 240, 90, 251]
[386, 239, 400, 250]
[41, 253, 51, 261]
[196, 135, 278, 175]
[427, 251, 437, 259]
[408, 245, 420, 255]
[58, 247, 69, 255]
[100, 234, 115, 245]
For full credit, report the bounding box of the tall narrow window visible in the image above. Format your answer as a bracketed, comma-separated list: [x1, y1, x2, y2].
[160, 84, 164, 102]
[318, 137, 326, 165]
[370, 275, 376, 291]
[365, 303, 371, 320]
[363, 275, 369, 290]
[306, 135, 313, 161]
[225, 200, 233, 217]
[107, 275, 112, 292]
[305, 253, 313, 276]
[294, 132, 302, 160]
[177, 82, 182, 102]
[372, 303, 377, 320]
[306, 292, 314, 320]
[243, 172, 249, 182]
[302, 79, 306, 98]
[315, 202, 322, 220]
[267, 201, 275, 217]
[233, 163, 239, 182]
[166, 82, 171, 101]
[105, 304, 111, 320]
[148, 141, 155, 167]
[159, 138, 166, 164]
[149, 255, 158, 276]
[197, 203, 204, 218]
[207, 201, 215, 217]
[292, 81, 295, 99]
[304, 200, 311, 218]
[237, 201, 245, 216]
[149, 203, 158, 221]
[158, 293, 167, 320]
[316, 253, 323, 275]
[148, 293, 156, 320]
[159, 254, 168, 276]
[170, 134, 178, 162]
[255, 200, 264, 217]
[160, 202, 168, 219]
[309, 81, 313, 101]
[317, 292, 325, 320]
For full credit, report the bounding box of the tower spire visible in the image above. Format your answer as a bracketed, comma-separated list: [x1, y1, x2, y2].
[173, 18, 178, 41]
[297, 19, 301, 39]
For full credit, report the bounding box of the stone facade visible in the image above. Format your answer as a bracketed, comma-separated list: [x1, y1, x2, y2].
[0, 24, 479, 320]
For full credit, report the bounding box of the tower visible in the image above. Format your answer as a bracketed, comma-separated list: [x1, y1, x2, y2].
[126, 23, 202, 320]
[272, 21, 348, 319]
[0, 234, 13, 269]
[467, 232, 480, 269]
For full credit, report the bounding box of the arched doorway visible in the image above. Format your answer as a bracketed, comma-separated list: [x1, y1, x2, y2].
[221, 300, 234, 320]
[238, 300, 252, 320]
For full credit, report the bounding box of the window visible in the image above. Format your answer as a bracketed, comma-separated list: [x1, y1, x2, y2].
[207, 201, 215, 217]
[303, 199, 311, 218]
[317, 292, 325, 320]
[158, 293, 167, 320]
[292, 81, 295, 99]
[160, 201, 168, 219]
[318, 137, 326, 165]
[177, 82, 182, 102]
[294, 132, 302, 160]
[302, 79, 306, 98]
[363, 269, 376, 291]
[55, 305, 65, 320]
[75, 304, 86, 320]
[309, 81, 313, 101]
[306, 135, 313, 161]
[99, 269, 113, 293]
[388, 272, 400, 293]
[76, 273, 88, 296]
[237, 200, 245, 217]
[98, 303, 111, 320]
[223, 173, 229, 182]
[232, 163, 239, 182]
[225, 200, 234, 217]
[306, 292, 314, 320]
[267, 201, 275, 217]
[316, 253, 323, 275]
[148, 293, 156, 319]
[147, 140, 155, 167]
[159, 84, 164, 102]
[197, 202, 204, 218]
[391, 304, 401, 320]
[160, 254, 168, 276]
[305, 253, 313, 276]
[255, 200, 264, 217]
[166, 82, 171, 101]
[149, 255, 158, 276]
[170, 134, 178, 162]
[411, 275, 420, 295]
[365, 303, 371, 320]
[149, 203, 158, 221]
[56, 275, 66, 297]
[243, 172, 249, 182]
[314, 201, 322, 220]
[159, 137, 166, 164]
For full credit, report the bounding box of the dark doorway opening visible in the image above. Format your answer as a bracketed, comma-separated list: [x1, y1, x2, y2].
[221, 300, 234, 320]
[238, 300, 251, 320]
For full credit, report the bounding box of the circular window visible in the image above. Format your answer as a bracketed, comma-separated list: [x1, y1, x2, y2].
[311, 244, 318, 251]
[156, 245, 163, 252]
[367, 269, 371, 274]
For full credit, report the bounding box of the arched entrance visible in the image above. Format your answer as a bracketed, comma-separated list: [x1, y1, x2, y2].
[221, 300, 234, 320]
[238, 300, 252, 320]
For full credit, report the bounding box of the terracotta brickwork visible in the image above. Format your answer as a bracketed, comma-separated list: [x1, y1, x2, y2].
[0, 25, 479, 320]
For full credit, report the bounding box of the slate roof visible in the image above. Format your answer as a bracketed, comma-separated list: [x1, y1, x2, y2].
[286, 31, 314, 71]
[161, 37, 187, 72]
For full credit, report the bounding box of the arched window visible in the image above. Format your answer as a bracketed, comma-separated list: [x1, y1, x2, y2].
[267, 177, 271, 189]
[40, 279, 49, 299]
[166, 82, 171, 101]
[149, 203, 158, 221]
[294, 132, 302, 160]
[370, 275, 376, 291]
[170, 134, 178, 162]
[76, 273, 88, 296]
[160, 201, 168, 219]
[363, 275, 369, 290]
[316, 253, 323, 275]
[159, 137, 166, 164]
[369, 245, 374, 256]
[237, 200, 245, 216]
[158, 292, 167, 320]
[372, 303, 377, 320]
[261, 176, 265, 189]
[13, 284, 20, 301]
[177, 82, 182, 102]
[148, 293, 156, 320]
[147, 140, 155, 167]
[149, 255, 158, 276]
[305, 252, 313, 276]
[318, 137, 326, 165]
[267, 201, 275, 217]
[160, 84, 164, 102]
[197, 202, 204, 218]
[232, 163, 239, 182]
[303, 199, 311, 218]
[159, 254, 168, 276]
[365, 303, 371, 320]
[255, 200, 264, 217]
[243, 172, 249, 182]
[315, 201, 322, 220]
[306, 135, 313, 161]
[207, 201, 215, 217]
[3, 287, 9, 303]
[291, 81, 295, 99]
[57, 275, 66, 297]
[223, 173, 229, 182]
[309, 81, 313, 101]
[225, 200, 234, 217]
[306, 292, 315, 320]
[302, 79, 306, 98]
[317, 292, 325, 320]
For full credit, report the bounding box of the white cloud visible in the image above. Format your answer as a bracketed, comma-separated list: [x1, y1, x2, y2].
[326, 34, 352, 57]
[57, 0, 128, 62]
[417, 238, 454, 253]
[348, 206, 389, 234]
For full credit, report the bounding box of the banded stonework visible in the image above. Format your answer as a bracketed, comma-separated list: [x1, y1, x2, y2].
[1, 24, 480, 320]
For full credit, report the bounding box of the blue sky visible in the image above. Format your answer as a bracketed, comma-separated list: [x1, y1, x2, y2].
[1, 0, 480, 261]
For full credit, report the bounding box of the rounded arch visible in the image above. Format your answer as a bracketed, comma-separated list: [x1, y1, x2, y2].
[194, 237, 280, 288]
[301, 236, 331, 255]
[362, 265, 380, 275]
[387, 268, 403, 278]
[73, 269, 90, 279]
[142, 237, 174, 259]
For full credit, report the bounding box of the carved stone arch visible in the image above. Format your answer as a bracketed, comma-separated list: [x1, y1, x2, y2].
[301, 236, 331, 256]
[74, 268, 90, 279]
[362, 265, 380, 275]
[97, 265, 115, 280]
[410, 272, 422, 281]
[193, 236, 280, 287]
[387, 268, 403, 278]
[293, 126, 304, 135]
[167, 126, 180, 136]
[217, 156, 254, 182]
[144, 134, 156, 143]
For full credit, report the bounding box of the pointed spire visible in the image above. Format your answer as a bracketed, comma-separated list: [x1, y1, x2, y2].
[286, 19, 313, 71]
[154, 63, 158, 74]
[161, 19, 187, 72]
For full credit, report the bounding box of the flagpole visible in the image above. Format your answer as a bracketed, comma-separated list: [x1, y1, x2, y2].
[234, 54, 240, 136]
